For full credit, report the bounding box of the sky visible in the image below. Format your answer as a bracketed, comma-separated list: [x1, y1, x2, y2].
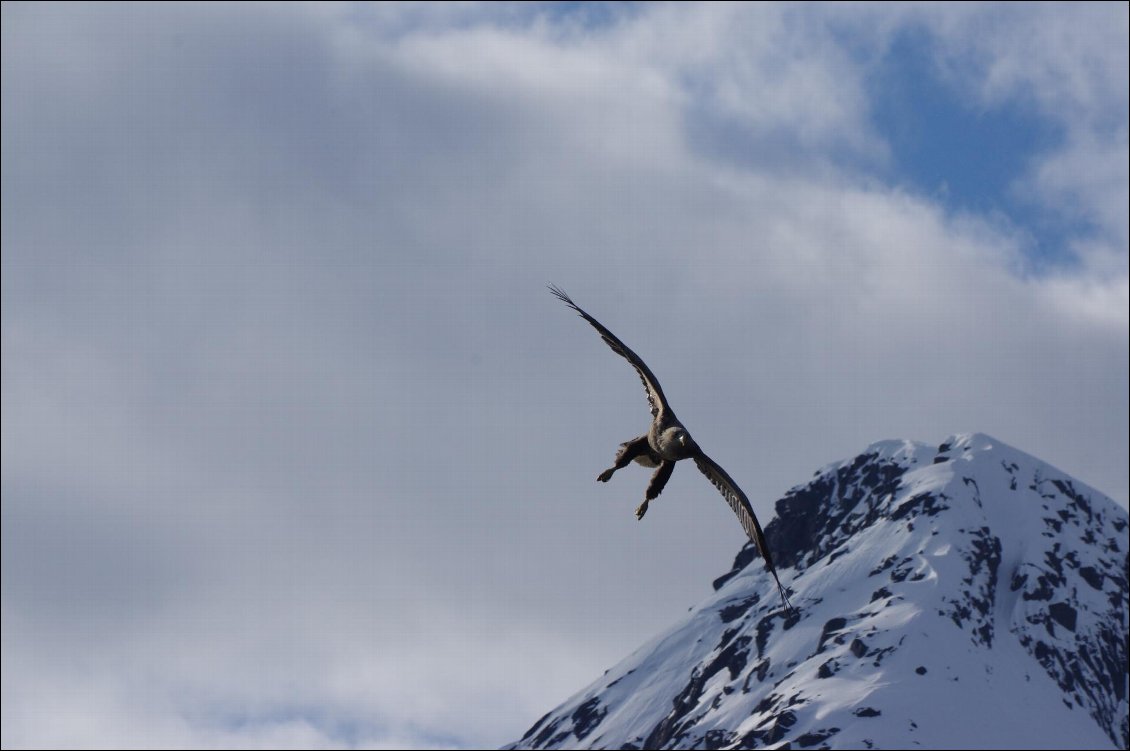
[2, 2, 1127, 748]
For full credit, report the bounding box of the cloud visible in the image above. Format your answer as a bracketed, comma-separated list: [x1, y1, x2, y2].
[605, 3, 888, 166]
[2, 3, 1126, 749]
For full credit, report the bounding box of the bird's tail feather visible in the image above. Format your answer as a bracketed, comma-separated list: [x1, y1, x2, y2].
[767, 565, 797, 619]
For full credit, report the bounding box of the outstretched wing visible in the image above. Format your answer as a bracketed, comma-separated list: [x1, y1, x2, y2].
[548, 284, 669, 418]
[695, 452, 796, 616]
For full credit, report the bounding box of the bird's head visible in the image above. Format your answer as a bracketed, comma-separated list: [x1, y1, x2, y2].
[666, 427, 698, 457]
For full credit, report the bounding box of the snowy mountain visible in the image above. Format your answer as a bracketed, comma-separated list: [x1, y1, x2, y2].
[507, 433, 1128, 750]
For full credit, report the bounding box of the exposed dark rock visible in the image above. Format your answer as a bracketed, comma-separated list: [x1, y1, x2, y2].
[1048, 602, 1078, 632]
[816, 616, 848, 653]
[571, 697, 606, 741]
[796, 727, 841, 748]
[870, 586, 893, 603]
[719, 594, 761, 623]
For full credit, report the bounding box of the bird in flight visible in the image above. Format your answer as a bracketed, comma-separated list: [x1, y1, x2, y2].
[549, 285, 795, 616]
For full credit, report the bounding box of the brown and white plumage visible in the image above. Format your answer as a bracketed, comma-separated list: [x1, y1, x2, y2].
[550, 284, 795, 616]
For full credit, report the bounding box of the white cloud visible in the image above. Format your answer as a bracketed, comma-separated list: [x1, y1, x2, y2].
[922, 2, 1128, 123]
[1031, 129, 1130, 251]
[600, 3, 892, 175]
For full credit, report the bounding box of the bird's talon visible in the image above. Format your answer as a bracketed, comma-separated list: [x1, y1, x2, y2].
[635, 502, 649, 520]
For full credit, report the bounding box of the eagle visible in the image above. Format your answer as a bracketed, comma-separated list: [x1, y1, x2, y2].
[550, 284, 795, 616]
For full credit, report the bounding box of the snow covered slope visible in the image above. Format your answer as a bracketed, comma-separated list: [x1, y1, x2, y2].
[507, 434, 1128, 750]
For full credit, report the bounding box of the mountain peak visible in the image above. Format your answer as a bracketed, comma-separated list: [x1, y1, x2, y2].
[509, 435, 1128, 750]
